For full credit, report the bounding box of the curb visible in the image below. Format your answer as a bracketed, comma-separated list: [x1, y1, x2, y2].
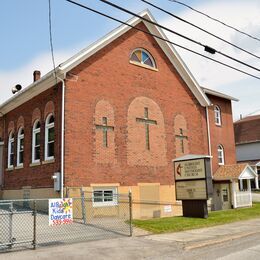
[185, 231, 260, 250]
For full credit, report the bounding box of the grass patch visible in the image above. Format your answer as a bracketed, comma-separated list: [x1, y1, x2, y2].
[133, 203, 260, 234]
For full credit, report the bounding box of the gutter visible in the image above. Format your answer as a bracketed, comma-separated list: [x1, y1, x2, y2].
[57, 74, 66, 199]
[0, 112, 5, 188]
[206, 106, 213, 176]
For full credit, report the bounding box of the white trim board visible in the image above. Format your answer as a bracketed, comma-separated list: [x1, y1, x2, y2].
[0, 9, 212, 115]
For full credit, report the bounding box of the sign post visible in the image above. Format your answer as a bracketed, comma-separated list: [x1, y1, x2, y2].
[173, 155, 213, 218]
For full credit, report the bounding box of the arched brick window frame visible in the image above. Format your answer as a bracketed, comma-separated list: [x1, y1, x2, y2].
[32, 108, 41, 125]
[174, 114, 189, 158]
[94, 100, 116, 164]
[127, 96, 167, 167]
[44, 101, 55, 120]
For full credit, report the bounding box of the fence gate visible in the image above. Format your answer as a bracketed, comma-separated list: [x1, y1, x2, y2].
[0, 202, 36, 250]
[0, 193, 132, 252]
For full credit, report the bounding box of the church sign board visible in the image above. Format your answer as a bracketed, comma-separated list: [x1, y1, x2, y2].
[173, 155, 213, 218]
[174, 156, 213, 200]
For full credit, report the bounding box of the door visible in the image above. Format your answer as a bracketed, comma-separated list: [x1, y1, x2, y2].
[221, 184, 231, 210]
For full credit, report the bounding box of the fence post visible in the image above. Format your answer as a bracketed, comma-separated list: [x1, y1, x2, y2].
[8, 202, 14, 248]
[129, 191, 133, 237]
[80, 187, 87, 224]
[32, 200, 37, 250]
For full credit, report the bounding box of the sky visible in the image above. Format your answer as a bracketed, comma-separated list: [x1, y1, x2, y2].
[1, 0, 260, 121]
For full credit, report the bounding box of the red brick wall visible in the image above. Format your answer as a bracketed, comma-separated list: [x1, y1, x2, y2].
[0, 117, 3, 141]
[207, 94, 236, 173]
[2, 85, 62, 189]
[64, 22, 209, 187]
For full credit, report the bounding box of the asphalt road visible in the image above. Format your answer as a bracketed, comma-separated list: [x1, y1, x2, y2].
[2, 228, 260, 260]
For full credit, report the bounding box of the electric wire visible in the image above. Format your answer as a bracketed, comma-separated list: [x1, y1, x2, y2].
[65, 0, 260, 81]
[168, 0, 260, 43]
[48, 0, 58, 84]
[98, 0, 260, 72]
[141, 0, 260, 60]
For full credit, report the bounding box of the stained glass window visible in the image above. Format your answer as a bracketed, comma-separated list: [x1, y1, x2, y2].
[130, 49, 156, 69]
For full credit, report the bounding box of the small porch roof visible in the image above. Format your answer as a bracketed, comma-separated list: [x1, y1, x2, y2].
[213, 163, 257, 181]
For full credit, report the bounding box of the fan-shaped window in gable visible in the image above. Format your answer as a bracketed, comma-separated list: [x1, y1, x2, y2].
[130, 49, 156, 69]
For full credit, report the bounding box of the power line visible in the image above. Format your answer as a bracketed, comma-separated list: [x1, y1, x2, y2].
[168, 0, 260, 43]
[141, 0, 260, 60]
[98, 0, 260, 73]
[64, 0, 260, 81]
[48, 0, 57, 83]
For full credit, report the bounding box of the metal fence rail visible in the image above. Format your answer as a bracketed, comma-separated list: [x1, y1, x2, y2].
[0, 193, 132, 252]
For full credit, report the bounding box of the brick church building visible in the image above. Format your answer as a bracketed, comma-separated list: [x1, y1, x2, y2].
[0, 10, 238, 217]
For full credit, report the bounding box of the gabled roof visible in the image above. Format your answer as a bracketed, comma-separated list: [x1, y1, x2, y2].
[234, 114, 260, 144]
[213, 163, 257, 181]
[201, 87, 239, 102]
[0, 9, 210, 116]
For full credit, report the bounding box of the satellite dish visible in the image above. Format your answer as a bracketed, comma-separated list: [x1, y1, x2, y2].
[12, 84, 22, 94]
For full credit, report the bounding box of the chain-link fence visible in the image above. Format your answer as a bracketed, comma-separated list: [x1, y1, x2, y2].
[0, 192, 132, 252]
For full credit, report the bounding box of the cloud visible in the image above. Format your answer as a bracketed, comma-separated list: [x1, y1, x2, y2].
[0, 43, 88, 104]
[160, 0, 260, 119]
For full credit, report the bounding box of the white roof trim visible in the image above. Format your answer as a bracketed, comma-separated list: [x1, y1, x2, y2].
[0, 9, 210, 115]
[239, 165, 258, 179]
[202, 87, 239, 102]
[59, 9, 210, 106]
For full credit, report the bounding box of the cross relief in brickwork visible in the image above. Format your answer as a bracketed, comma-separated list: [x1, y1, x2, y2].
[136, 107, 157, 150]
[175, 128, 188, 154]
[95, 117, 114, 147]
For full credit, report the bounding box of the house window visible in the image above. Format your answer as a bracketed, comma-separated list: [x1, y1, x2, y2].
[32, 120, 41, 163]
[214, 105, 221, 126]
[130, 48, 156, 69]
[17, 128, 24, 166]
[45, 114, 55, 160]
[218, 145, 225, 165]
[8, 131, 15, 168]
[93, 188, 118, 207]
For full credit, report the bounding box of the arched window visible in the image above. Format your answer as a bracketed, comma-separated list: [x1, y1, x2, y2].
[218, 145, 225, 165]
[32, 120, 41, 163]
[214, 105, 221, 126]
[8, 131, 15, 168]
[130, 48, 156, 69]
[45, 114, 55, 160]
[17, 128, 24, 166]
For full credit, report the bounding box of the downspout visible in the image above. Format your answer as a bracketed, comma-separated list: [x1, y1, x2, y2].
[57, 74, 66, 199]
[206, 106, 213, 176]
[0, 111, 5, 189]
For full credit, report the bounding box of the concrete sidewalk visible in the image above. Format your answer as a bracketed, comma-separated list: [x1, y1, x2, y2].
[2, 218, 260, 259]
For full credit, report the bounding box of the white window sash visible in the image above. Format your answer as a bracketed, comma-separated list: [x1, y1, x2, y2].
[45, 119, 54, 161]
[17, 131, 24, 166]
[8, 135, 14, 168]
[218, 147, 225, 165]
[92, 188, 118, 207]
[32, 127, 40, 163]
[215, 107, 221, 126]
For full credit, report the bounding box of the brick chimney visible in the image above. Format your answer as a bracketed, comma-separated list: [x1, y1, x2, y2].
[33, 70, 41, 82]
